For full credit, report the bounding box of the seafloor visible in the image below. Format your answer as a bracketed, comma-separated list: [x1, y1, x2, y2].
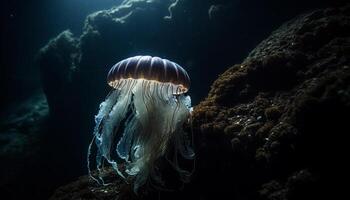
[47, 4, 350, 200]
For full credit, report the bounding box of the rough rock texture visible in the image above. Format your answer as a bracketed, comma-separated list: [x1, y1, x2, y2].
[49, 169, 139, 200]
[192, 5, 350, 200]
[49, 4, 350, 200]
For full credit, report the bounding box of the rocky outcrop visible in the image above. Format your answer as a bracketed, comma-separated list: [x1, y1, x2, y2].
[192, 5, 350, 200]
[49, 4, 350, 200]
[38, 30, 79, 116]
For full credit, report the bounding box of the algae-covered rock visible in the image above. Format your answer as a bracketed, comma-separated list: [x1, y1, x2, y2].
[192, 4, 350, 199]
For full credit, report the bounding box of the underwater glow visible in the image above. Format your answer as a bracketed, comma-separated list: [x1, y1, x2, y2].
[88, 55, 194, 191]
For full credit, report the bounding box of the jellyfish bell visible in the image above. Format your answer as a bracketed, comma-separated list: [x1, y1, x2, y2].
[88, 55, 194, 192]
[107, 56, 190, 94]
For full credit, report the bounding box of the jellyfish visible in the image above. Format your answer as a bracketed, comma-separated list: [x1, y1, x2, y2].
[87, 55, 194, 191]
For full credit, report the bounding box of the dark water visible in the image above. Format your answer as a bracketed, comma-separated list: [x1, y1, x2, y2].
[0, 0, 345, 199]
[1, 0, 121, 108]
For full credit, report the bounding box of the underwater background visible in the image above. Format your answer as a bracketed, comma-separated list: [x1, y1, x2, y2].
[1, 0, 349, 199]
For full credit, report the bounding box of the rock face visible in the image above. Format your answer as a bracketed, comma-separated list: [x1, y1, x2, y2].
[49, 4, 350, 200]
[38, 31, 79, 117]
[193, 5, 350, 199]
